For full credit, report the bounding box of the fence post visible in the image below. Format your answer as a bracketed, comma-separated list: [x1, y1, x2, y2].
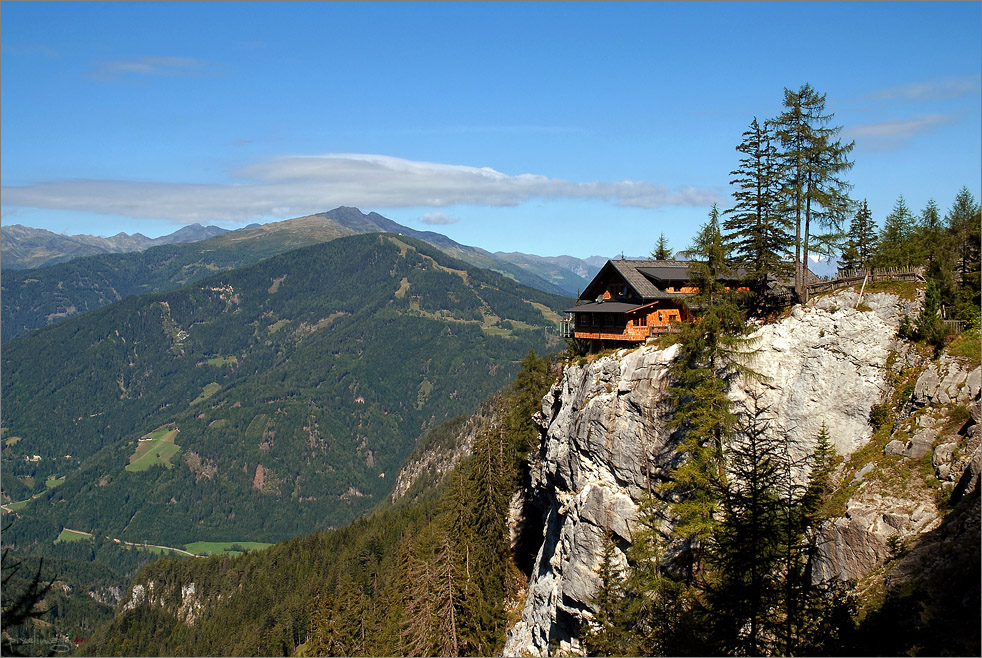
[855, 270, 869, 308]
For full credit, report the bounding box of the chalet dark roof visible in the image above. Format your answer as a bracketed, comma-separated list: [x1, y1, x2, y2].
[584, 260, 685, 301]
[583, 259, 734, 303]
[580, 258, 814, 304]
[635, 262, 695, 282]
[565, 301, 645, 314]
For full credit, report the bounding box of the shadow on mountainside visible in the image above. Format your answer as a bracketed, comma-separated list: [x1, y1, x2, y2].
[851, 479, 980, 657]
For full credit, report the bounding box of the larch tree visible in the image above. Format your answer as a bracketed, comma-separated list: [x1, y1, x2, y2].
[773, 84, 854, 299]
[724, 117, 794, 307]
[665, 205, 756, 579]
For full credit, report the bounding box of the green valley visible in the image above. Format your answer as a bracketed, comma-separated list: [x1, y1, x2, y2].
[1, 233, 570, 551]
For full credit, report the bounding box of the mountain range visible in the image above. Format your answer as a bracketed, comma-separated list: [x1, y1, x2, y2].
[1, 207, 600, 342]
[1, 223, 231, 270]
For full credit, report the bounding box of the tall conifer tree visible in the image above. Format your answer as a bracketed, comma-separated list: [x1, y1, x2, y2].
[875, 196, 919, 268]
[580, 530, 629, 657]
[651, 232, 674, 260]
[839, 200, 877, 271]
[665, 205, 754, 578]
[773, 84, 854, 299]
[945, 187, 981, 323]
[725, 117, 794, 306]
[704, 390, 785, 656]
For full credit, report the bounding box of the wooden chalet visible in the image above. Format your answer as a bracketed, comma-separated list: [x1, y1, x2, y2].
[562, 259, 747, 348]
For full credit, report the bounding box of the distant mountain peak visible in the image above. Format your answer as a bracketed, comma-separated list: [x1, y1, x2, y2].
[1, 223, 230, 269]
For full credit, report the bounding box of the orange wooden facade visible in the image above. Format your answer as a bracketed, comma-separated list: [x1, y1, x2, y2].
[570, 301, 690, 342]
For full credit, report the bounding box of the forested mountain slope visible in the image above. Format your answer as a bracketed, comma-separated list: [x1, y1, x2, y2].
[1, 233, 570, 549]
[72, 351, 560, 657]
[493, 251, 601, 297]
[2, 207, 578, 342]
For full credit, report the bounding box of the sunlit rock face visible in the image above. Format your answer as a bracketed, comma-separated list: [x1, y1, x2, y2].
[505, 289, 979, 656]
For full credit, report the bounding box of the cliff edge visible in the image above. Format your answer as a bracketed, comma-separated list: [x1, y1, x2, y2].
[505, 289, 980, 655]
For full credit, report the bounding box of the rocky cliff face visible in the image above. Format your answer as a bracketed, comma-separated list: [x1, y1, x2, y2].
[504, 290, 980, 656]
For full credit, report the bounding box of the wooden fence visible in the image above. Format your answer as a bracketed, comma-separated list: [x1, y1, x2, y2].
[944, 319, 966, 334]
[806, 267, 925, 295]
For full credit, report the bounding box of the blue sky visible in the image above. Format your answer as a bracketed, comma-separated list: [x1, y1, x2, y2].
[2, 1, 979, 260]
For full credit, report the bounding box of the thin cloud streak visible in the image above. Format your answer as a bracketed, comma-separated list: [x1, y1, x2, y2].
[847, 114, 955, 151]
[420, 212, 459, 225]
[859, 77, 980, 102]
[91, 56, 212, 79]
[2, 154, 722, 224]
[849, 114, 953, 138]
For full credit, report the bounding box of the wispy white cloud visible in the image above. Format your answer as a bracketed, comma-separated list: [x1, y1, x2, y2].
[420, 212, 459, 225]
[1, 154, 721, 224]
[846, 113, 955, 150]
[859, 77, 980, 102]
[2, 43, 60, 58]
[849, 114, 953, 138]
[91, 56, 212, 79]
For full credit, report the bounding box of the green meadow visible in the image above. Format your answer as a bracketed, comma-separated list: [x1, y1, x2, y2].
[6, 499, 30, 512]
[190, 382, 222, 405]
[55, 528, 93, 543]
[184, 541, 274, 557]
[126, 428, 181, 472]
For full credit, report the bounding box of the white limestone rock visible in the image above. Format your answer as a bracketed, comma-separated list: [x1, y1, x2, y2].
[504, 289, 976, 655]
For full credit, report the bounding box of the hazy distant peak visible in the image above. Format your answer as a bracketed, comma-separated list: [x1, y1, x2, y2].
[0, 222, 230, 269]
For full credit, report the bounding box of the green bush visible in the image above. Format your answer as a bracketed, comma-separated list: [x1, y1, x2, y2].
[898, 315, 915, 340]
[868, 402, 892, 430]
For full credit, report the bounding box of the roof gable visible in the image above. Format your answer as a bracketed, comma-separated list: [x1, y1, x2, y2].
[581, 259, 694, 301]
[577, 256, 823, 305]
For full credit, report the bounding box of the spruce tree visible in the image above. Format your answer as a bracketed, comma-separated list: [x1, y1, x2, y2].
[875, 196, 919, 268]
[725, 117, 794, 306]
[651, 232, 674, 260]
[839, 199, 877, 271]
[436, 532, 461, 657]
[914, 279, 946, 349]
[620, 496, 702, 656]
[773, 84, 855, 299]
[704, 390, 785, 656]
[580, 530, 629, 657]
[448, 429, 508, 656]
[945, 187, 981, 326]
[399, 527, 443, 657]
[920, 198, 943, 254]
